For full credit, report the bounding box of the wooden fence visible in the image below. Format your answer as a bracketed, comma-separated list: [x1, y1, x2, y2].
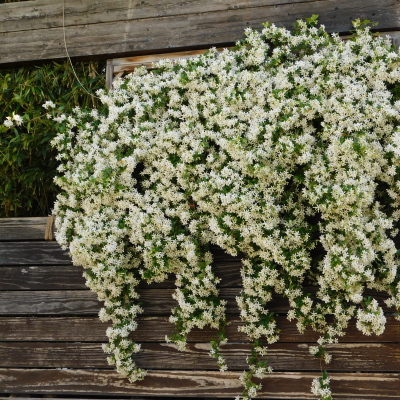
[0, 217, 399, 399]
[1, 0, 400, 66]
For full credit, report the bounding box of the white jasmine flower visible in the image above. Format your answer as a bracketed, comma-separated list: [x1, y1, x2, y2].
[42, 100, 56, 110]
[3, 117, 13, 127]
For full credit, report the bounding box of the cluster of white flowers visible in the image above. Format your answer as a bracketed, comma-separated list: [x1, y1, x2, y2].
[3, 113, 23, 128]
[42, 100, 56, 110]
[311, 374, 332, 400]
[52, 18, 400, 400]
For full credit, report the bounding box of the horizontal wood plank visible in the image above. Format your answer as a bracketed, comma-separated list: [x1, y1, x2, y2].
[0, 242, 71, 265]
[0, 239, 240, 270]
[1, 341, 400, 371]
[0, 217, 48, 241]
[0, 0, 399, 65]
[0, 290, 101, 316]
[0, 265, 86, 290]
[0, 288, 396, 316]
[1, 369, 399, 398]
[0, 258, 241, 290]
[110, 48, 227, 74]
[0, 399, 153, 400]
[0, 399, 154, 400]
[0, 317, 108, 341]
[0, 0, 320, 33]
[1, 316, 399, 343]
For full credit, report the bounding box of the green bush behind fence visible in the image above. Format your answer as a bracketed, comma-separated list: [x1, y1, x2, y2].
[0, 61, 106, 217]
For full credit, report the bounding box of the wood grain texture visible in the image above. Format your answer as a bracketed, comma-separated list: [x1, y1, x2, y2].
[1, 369, 400, 398]
[0, 0, 399, 65]
[0, 0, 318, 33]
[0, 317, 109, 341]
[0, 399, 153, 400]
[0, 290, 101, 316]
[0, 217, 48, 241]
[0, 287, 307, 316]
[0, 217, 48, 225]
[1, 341, 400, 371]
[0, 399, 154, 400]
[0, 260, 241, 290]
[0, 265, 86, 290]
[1, 316, 400, 343]
[0, 288, 396, 316]
[111, 48, 227, 73]
[0, 242, 71, 265]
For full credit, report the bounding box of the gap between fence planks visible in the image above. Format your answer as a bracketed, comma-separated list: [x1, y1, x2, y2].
[1, 369, 400, 399]
[0, 0, 399, 65]
[1, 316, 399, 343]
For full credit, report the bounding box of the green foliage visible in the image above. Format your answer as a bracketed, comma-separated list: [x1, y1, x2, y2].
[0, 61, 106, 217]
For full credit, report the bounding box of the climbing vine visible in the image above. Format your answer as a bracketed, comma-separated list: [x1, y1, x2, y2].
[49, 17, 400, 400]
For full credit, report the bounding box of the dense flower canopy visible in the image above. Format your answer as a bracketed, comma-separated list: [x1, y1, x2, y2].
[52, 18, 400, 400]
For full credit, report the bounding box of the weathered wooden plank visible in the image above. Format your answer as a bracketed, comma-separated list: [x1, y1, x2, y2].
[0, 289, 232, 316]
[0, 265, 85, 290]
[109, 48, 228, 76]
[0, 287, 312, 316]
[0, 217, 48, 226]
[1, 369, 400, 398]
[0, 0, 399, 65]
[1, 316, 400, 343]
[0, 260, 241, 290]
[0, 399, 153, 400]
[1, 341, 399, 371]
[0, 317, 109, 341]
[0, 396, 153, 400]
[0, 225, 47, 242]
[0, 242, 71, 265]
[0, 0, 317, 34]
[0, 290, 101, 316]
[0, 217, 48, 241]
[0, 288, 396, 316]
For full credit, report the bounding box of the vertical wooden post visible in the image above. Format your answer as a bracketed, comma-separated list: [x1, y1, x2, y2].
[106, 60, 114, 91]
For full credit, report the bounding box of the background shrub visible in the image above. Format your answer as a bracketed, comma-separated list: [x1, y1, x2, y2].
[0, 61, 106, 217]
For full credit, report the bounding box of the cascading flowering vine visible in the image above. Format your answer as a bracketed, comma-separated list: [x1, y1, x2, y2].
[50, 17, 400, 400]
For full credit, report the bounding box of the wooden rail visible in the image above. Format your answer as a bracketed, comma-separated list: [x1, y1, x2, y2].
[0, 217, 399, 399]
[0, 0, 399, 66]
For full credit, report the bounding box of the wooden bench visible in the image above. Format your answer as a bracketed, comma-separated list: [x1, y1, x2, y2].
[0, 217, 399, 399]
